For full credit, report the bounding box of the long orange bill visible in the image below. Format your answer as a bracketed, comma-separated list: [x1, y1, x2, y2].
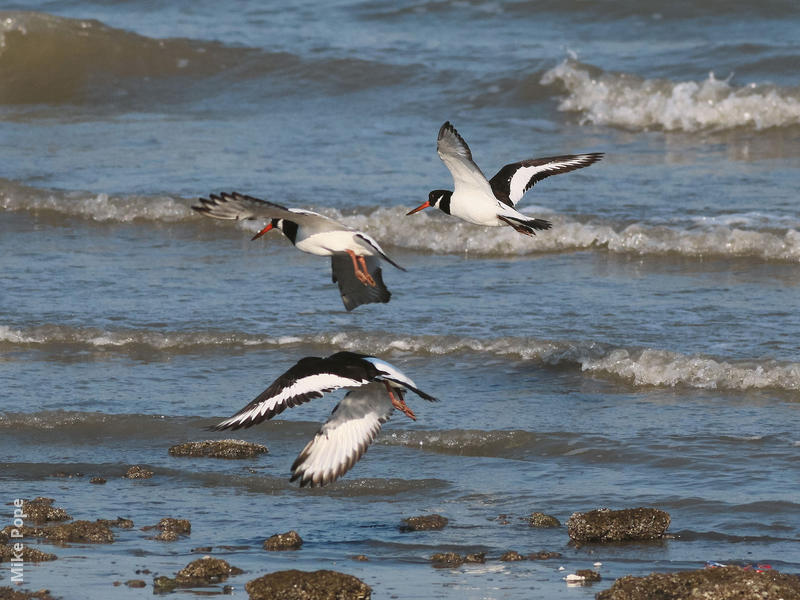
[406, 200, 431, 216]
[251, 223, 274, 241]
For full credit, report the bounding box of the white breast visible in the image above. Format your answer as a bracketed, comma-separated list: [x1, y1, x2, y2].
[295, 230, 376, 256]
[450, 189, 505, 227]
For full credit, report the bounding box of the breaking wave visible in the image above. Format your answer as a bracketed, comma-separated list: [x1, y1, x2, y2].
[3, 180, 799, 262]
[0, 178, 191, 222]
[2, 324, 798, 393]
[541, 59, 800, 132]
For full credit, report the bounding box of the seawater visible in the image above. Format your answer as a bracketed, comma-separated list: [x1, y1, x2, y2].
[1, 1, 799, 598]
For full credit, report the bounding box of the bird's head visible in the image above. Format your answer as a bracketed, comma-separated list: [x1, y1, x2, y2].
[406, 190, 452, 216]
[251, 218, 299, 243]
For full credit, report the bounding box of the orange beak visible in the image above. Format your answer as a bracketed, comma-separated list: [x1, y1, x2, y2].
[406, 200, 431, 216]
[251, 222, 274, 241]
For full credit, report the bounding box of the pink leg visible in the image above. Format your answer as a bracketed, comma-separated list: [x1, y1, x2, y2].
[384, 381, 416, 420]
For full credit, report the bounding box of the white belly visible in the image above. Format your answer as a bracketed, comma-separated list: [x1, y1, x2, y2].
[450, 190, 503, 226]
[295, 230, 375, 256]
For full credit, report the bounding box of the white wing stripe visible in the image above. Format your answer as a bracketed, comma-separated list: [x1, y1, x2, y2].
[219, 373, 369, 427]
[507, 155, 599, 205]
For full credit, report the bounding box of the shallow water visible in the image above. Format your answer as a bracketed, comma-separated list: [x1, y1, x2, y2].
[1, 1, 799, 598]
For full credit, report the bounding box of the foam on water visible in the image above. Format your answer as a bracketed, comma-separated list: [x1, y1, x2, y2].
[541, 59, 800, 132]
[581, 348, 800, 391]
[346, 208, 800, 262]
[0, 179, 191, 222]
[3, 324, 798, 393]
[5, 181, 799, 262]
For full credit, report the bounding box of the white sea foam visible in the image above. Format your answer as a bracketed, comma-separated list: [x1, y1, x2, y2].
[541, 59, 800, 132]
[0, 181, 192, 222]
[338, 207, 800, 262]
[3, 182, 799, 261]
[581, 348, 800, 391]
[3, 324, 798, 393]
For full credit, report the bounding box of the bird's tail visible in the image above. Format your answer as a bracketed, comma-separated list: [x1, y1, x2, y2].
[498, 215, 552, 236]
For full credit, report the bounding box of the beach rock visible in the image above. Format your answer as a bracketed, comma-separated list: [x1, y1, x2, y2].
[529, 550, 562, 560]
[0, 544, 57, 562]
[352, 554, 369, 561]
[264, 530, 302, 550]
[596, 565, 800, 600]
[3, 521, 115, 544]
[0, 587, 59, 600]
[169, 439, 268, 459]
[465, 552, 486, 564]
[43, 520, 115, 544]
[157, 518, 191, 534]
[499, 551, 525, 562]
[528, 512, 560, 528]
[21, 498, 71, 523]
[89, 477, 106, 484]
[51, 471, 83, 478]
[567, 507, 670, 542]
[124, 580, 146, 588]
[192, 546, 213, 553]
[400, 514, 448, 531]
[575, 569, 601, 582]
[245, 569, 371, 600]
[124, 465, 153, 479]
[430, 552, 463, 568]
[152, 576, 178, 593]
[175, 556, 244, 585]
[149, 518, 190, 541]
[0, 525, 47, 540]
[97, 517, 133, 529]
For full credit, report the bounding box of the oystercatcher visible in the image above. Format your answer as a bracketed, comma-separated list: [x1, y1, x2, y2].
[209, 351, 437, 487]
[407, 121, 603, 235]
[193, 192, 405, 311]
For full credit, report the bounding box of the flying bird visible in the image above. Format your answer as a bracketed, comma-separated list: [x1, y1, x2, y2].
[209, 351, 437, 487]
[407, 121, 603, 235]
[193, 192, 405, 311]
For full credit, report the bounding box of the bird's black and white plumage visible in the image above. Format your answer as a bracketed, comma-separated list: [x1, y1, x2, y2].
[193, 192, 405, 311]
[210, 351, 437, 487]
[290, 383, 396, 487]
[407, 121, 603, 235]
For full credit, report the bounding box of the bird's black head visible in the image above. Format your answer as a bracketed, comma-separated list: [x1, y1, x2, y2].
[251, 218, 299, 244]
[406, 189, 452, 217]
[428, 190, 452, 215]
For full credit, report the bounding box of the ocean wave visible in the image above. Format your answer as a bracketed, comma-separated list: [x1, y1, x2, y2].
[351, 208, 800, 262]
[0, 11, 266, 104]
[0, 178, 192, 222]
[581, 348, 800, 391]
[541, 59, 800, 132]
[0, 11, 417, 105]
[2, 324, 798, 393]
[4, 180, 799, 262]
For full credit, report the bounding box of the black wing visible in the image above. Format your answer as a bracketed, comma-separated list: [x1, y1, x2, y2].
[330, 255, 391, 311]
[211, 356, 373, 430]
[489, 153, 604, 207]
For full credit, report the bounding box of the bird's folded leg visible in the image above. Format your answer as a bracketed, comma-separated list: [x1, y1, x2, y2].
[346, 249, 377, 287]
[384, 381, 416, 420]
